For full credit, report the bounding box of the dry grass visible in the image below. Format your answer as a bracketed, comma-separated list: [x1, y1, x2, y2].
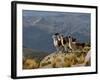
[23, 58, 39, 69]
[23, 46, 90, 69]
[63, 46, 90, 67]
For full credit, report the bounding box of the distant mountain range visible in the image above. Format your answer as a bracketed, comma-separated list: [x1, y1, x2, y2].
[23, 10, 90, 53]
[23, 48, 49, 61]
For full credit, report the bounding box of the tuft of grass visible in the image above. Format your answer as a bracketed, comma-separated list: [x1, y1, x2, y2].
[62, 46, 90, 67]
[41, 61, 51, 66]
[23, 58, 39, 69]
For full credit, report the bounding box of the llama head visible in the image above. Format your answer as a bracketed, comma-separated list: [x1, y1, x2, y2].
[54, 33, 59, 35]
[52, 35, 58, 41]
[57, 35, 61, 41]
[68, 36, 73, 42]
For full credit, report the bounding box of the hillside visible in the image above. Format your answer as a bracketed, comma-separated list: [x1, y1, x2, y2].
[40, 46, 90, 68]
[23, 46, 90, 69]
[23, 48, 50, 69]
[23, 48, 49, 61]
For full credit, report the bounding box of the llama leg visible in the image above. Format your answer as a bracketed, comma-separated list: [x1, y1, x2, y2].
[69, 44, 73, 52]
[68, 47, 73, 52]
[64, 45, 68, 53]
[56, 46, 59, 53]
[59, 46, 63, 53]
[61, 46, 65, 53]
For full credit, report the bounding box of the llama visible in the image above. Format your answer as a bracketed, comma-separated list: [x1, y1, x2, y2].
[68, 36, 85, 51]
[52, 33, 64, 53]
[60, 35, 69, 52]
[68, 36, 74, 51]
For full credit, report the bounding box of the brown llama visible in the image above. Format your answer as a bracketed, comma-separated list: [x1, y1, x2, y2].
[60, 35, 69, 52]
[68, 36, 85, 51]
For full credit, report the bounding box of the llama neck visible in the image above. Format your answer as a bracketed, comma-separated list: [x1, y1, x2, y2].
[53, 38, 58, 45]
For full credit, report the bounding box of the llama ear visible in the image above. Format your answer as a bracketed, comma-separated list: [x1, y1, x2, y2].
[55, 33, 59, 35]
[68, 36, 70, 38]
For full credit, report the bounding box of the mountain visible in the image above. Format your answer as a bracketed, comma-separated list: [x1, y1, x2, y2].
[23, 10, 91, 53]
[23, 48, 50, 61]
